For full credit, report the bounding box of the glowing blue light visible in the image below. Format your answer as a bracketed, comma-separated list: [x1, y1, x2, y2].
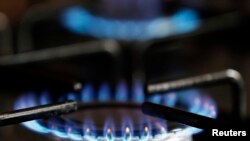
[49, 119, 69, 139]
[139, 120, 152, 139]
[40, 91, 51, 105]
[198, 100, 217, 118]
[115, 81, 128, 102]
[68, 133, 83, 141]
[121, 117, 133, 141]
[66, 121, 83, 140]
[14, 92, 37, 110]
[81, 84, 94, 102]
[209, 101, 218, 118]
[98, 83, 111, 102]
[61, 6, 92, 34]
[14, 92, 51, 134]
[61, 6, 200, 41]
[52, 130, 69, 139]
[149, 94, 161, 104]
[178, 89, 201, 106]
[83, 118, 96, 137]
[22, 121, 50, 134]
[163, 92, 177, 107]
[104, 118, 115, 139]
[172, 9, 200, 34]
[189, 98, 201, 114]
[187, 127, 203, 135]
[14, 81, 218, 139]
[147, 17, 171, 39]
[132, 81, 145, 103]
[197, 108, 210, 117]
[67, 93, 78, 101]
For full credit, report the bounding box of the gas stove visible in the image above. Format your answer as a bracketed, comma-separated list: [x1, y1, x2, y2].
[0, 70, 247, 141]
[0, 0, 249, 141]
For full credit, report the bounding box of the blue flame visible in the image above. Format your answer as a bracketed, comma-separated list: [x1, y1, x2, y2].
[115, 81, 128, 102]
[177, 89, 218, 118]
[172, 9, 200, 34]
[66, 120, 83, 141]
[52, 129, 68, 139]
[22, 121, 50, 134]
[50, 120, 69, 139]
[61, 6, 200, 41]
[139, 119, 152, 140]
[98, 83, 111, 102]
[67, 92, 78, 101]
[132, 81, 145, 103]
[61, 7, 92, 35]
[149, 94, 161, 104]
[121, 117, 133, 141]
[40, 91, 51, 105]
[81, 84, 94, 102]
[83, 118, 96, 138]
[14, 92, 51, 134]
[14, 81, 218, 140]
[104, 118, 115, 141]
[163, 92, 177, 107]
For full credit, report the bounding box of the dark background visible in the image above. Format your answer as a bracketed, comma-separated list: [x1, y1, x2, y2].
[0, 0, 249, 140]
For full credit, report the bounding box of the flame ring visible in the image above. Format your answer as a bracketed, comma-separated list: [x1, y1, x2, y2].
[14, 83, 217, 140]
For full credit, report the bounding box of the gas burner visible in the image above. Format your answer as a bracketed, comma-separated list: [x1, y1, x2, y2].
[14, 81, 217, 141]
[60, 6, 200, 41]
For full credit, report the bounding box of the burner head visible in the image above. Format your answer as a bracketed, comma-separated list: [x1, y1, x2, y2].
[14, 81, 217, 141]
[60, 6, 200, 41]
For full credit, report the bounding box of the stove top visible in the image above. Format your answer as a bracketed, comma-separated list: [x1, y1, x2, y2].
[12, 80, 218, 140]
[0, 0, 249, 141]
